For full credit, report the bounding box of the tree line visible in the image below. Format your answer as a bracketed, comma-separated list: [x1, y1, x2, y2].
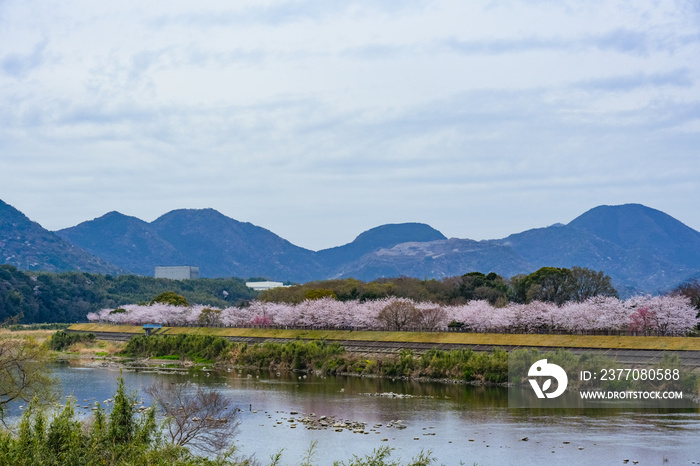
[91, 294, 699, 336]
[0, 265, 257, 324]
[259, 266, 619, 305]
[3, 263, 699, 325]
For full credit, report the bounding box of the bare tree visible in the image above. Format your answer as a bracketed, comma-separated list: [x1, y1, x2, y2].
[145, 381, 239, 455]
[418, 307, 448, 330]
[377, 300, 421, 331]
[0, 338, 54, 421]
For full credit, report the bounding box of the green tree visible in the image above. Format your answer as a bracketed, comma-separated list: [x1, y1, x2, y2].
[197, 308, 222, 326]
[45, 401, 83, 463]
[303, 289, 337, 300]
[458, 272, 509, 305]
[513, 266, 617, 304]
[49, 331, 95, 351]
[0, 377, 166, 466]
[107, 376, 138, 444]
[514, 267, 571, 304]
[150, 291, 189, 307]
[567, 266, 618, 302]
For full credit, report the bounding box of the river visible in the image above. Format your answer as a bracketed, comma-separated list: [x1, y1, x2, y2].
[3, 362, 700, 465]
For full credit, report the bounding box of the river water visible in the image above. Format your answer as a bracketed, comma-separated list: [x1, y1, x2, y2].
[4, 362, 700, 465]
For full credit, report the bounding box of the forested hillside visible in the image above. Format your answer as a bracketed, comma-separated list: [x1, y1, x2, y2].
[258, 267, 618, 306]
[0, 265, 257, 323]
[0, 199, 122, 274]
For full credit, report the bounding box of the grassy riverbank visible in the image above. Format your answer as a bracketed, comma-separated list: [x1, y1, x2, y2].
[69, 323, 700, 351]
[119, 334, 510, 383]
[119, 334, 700, 393]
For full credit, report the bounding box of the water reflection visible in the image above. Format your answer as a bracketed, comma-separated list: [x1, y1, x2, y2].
[2, 362, 700, 465]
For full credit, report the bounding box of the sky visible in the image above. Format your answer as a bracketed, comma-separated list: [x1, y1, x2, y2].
[1, 0, 699, 251]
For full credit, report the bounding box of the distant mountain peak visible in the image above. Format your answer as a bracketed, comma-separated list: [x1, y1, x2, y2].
[0, 199, 122, 274]
[352, 222, 446, 244]
[5, 200, 700, 295]
[0, 198, 33, 223]
[93, 210, 144, 223]
[103, 210, 124, 217]
[155, 207, 224, 218]
[568, 203, 700, 251]
[317, 222, 446, 268]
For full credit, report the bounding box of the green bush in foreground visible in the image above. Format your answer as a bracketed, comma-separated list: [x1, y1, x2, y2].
[0, 377, 198, 466]
[49, 331, 96, 351]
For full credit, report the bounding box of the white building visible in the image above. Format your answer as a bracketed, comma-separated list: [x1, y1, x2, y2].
[155, 266, 199, 280]
[245, 281, 287, 291]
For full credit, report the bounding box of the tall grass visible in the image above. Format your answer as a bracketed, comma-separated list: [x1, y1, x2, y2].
[121, 335, 510, 383]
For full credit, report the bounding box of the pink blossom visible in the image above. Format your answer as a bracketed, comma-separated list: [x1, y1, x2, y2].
[87, 294, 699, 335]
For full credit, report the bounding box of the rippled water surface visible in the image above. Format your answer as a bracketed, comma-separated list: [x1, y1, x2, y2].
[4, 363, 700, 465]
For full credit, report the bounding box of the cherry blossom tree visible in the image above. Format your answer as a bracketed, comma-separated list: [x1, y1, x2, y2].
[629, 307, 657, 335]
[627, 295, 697, 336]
[88, 293, 699, 336]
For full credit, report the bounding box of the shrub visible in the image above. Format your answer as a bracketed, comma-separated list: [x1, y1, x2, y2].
[49, 331, 95, 351]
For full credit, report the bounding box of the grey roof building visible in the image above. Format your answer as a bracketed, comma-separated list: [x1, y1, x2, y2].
[155, 266, 199, 280]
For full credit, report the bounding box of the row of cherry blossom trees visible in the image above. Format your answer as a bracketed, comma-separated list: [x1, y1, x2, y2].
[87, 294, 699, 336]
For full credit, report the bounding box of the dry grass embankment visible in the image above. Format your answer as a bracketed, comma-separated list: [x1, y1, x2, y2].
[0, 328, 55, 344]
[68, 323, 700, 351]
[1, 327, 124, 358]
[64, 339, 125, 357]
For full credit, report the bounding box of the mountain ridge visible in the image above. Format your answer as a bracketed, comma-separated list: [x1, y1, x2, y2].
[2, 199, 698, 295]
[0, 200, 123, 274]
[59, 207, 325, 282]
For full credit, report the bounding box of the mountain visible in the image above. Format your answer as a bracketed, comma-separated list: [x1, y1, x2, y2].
[495, 204, 700, 294]
[331, 238, 531, 281]
[5, 199, 700, 295]
[56, 211, 185, 276]
[58, 212, 450, 281]
[325, 204, 700, 293]
[317, 223, 446, 269]
[567, 204, 700, 269]
[59, 208, 326, 282]
[148, 209, 324, 282]
[0, 200, 122, 274]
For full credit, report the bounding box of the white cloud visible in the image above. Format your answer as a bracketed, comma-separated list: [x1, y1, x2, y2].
[0, 0, 698, 250]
